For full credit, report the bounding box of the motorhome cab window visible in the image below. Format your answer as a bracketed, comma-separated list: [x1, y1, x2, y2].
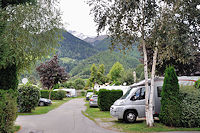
[132, 87, 145, 100]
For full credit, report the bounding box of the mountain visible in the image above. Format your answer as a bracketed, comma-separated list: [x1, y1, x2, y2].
[92, 37, 141, 59]
[70, 50, 140, 78]
[84, 35, 107, 45]
[68, 30, 91, 40]
[58, 31, 99, 60]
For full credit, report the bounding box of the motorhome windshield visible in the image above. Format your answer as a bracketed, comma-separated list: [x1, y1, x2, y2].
[120, 88, 133, 99]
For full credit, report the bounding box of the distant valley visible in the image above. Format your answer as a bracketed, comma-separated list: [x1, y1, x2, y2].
[58, 30, 141, 79]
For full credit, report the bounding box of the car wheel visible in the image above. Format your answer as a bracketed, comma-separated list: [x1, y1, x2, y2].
[39, 102, 45, 106]
[124, 110, 137, 123]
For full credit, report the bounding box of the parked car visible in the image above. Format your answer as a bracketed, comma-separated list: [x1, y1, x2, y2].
[38, 98, 52, 106]
[86, 92, 93, 100]
[89, 95, 98, 107]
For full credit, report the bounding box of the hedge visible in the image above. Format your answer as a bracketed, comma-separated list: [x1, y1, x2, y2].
[194, 79, 200, 89]
[179, 86, 200, 127]
[0, 89, 17, 133]
[17, 84, 40, 112]
[98, 89, 123, 111]
[40, 90, 66, 100]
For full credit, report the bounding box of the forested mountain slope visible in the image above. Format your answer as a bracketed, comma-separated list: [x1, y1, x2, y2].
[70, 50, 140, 78]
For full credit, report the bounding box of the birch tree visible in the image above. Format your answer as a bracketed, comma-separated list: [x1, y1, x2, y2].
[88, 0, 162, 126]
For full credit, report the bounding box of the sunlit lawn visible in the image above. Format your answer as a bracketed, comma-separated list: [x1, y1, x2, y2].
[84, 102, 200, 132]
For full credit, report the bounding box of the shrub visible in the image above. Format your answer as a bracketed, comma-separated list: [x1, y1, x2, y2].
[86, 89, 98, 95]
[81, 90, 86, 96]
[0, 90, 17, 133]
[74, 78, 85, 90]
[194, 79, 200, 89]
[17, 84, 40, 112]
[55, 90, 66, 100]
[98, 89, 123, 111]
[179, 86, 200, 127]
[159, 66, 181, 127]
[40, 90, 66, 100]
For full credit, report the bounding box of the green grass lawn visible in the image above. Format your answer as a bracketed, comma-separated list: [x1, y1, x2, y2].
[84, 102, 200, 132]
[84, 102, 112, 119]
[13, 125, 20, 133]
[18, 97, 74, 115]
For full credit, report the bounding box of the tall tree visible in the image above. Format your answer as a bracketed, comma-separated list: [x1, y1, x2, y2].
[89, 64, 98, 92]
[0, 0, 62, 90]
[96, 64, 106, 85]
[36, 56, 69, 99]
[108, 62, 124, 85]
[88, 0, 200, 126]
[88, 0, 160, 126]
[160, 66, 181, 127]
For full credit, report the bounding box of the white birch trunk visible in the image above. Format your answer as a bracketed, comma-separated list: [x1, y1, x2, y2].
[148, 46, 158, 127]
[142, 39, 150, 126]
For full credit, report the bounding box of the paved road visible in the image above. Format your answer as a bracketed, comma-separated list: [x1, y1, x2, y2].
[16, 98, 120, 133]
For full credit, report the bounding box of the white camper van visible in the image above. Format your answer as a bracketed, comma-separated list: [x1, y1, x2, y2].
[110, 76, 199, 123]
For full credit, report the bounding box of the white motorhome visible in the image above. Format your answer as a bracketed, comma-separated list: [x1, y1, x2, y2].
[95, 84, 130, 95]
[110, 76, 199, 123]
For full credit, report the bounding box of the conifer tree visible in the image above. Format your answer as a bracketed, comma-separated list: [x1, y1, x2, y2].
[159, 66, 181, 127]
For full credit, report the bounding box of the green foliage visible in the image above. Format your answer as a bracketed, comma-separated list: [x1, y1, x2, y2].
[17, 84, 40, 113]
[54, 90, 66, 100]
[74, 78, 85, 90]
[119, 69, 134, 85]
[0, 0, 62, 71]
[86, 89, 98, 94]
[0, 64, 18, 90]
[194, 79, 200, 89]
[89, 64, 98, 87]
[40, 90, 66, 100]
[96, 64, 106, 85]
[0, 89, 17, 133]
[70, 51, 140, 78]
[179, 86, 200, 127]
[62, 81, 74, 88]
[98, 89, 123, 111]
[36, 55, 69, 94]
[80, 91, 86, 96]
[135, 64, 145, 81]
[159, 66, 181, 127]
[53, 84, 60, 89]
[108, 62, 124, 85]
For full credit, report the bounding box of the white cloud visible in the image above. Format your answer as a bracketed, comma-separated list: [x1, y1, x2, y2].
[59, 0, 98, 36]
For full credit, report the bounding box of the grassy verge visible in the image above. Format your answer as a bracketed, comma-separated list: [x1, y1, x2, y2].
[84, 102, 200, 132]
[84, 102, 111, 119]
[114, 120, 200, 132]
[18, 97, 74, 115]
[13, 125, 20, 133]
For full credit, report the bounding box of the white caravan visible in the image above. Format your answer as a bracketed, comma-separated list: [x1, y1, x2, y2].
[54, 88, 77, 97]
[110, 76, 199, 123]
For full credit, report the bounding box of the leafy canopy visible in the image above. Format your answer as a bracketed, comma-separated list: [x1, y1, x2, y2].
[36, 55, 69, 90]
[0, 0, 62, 71]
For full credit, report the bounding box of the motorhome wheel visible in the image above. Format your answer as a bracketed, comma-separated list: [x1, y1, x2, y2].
[124, 110, 137, 123]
